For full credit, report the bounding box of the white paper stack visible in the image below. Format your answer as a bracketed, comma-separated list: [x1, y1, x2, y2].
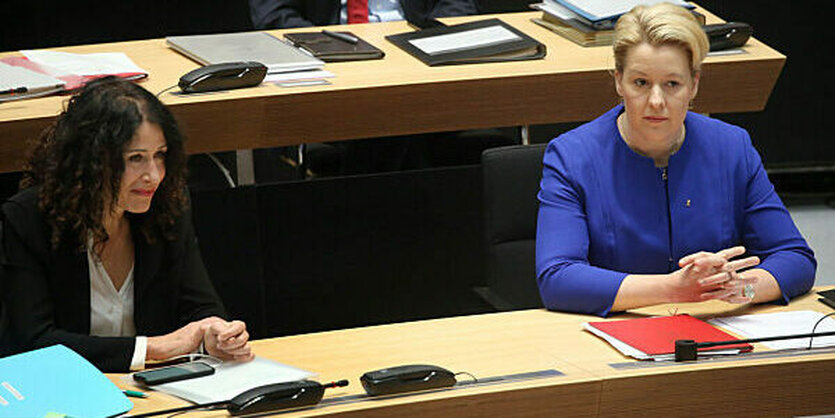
[139, 356, 314, 404]
[710, 310, 835, 350]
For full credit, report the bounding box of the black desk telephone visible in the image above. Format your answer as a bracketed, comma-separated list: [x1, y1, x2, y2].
[227, 379, 348, 415]
[704, 22, 753, 51]
[360, 364, 456, 396]
[178, 62, 266, 93]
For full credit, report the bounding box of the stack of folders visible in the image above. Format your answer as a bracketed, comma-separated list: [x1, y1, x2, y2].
[584, 314, 753, 361]
[1, 51, 147, 102]
[0, 61, 66, 102]
[530, 0, 702, 47]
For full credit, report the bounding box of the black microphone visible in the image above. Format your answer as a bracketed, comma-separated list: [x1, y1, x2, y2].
[675, 330, 835, 362]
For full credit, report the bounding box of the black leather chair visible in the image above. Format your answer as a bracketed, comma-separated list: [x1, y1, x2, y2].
[0, 301, 8, 357]
[478, 144, 547, 310]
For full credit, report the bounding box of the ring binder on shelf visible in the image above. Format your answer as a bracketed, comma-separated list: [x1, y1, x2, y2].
[386, 18, 546, 66]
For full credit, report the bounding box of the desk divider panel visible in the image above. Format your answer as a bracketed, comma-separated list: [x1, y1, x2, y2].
[190, 165, 496, 339]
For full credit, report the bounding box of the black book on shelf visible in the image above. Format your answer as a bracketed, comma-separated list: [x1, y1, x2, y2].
[385, 18, 545, 66]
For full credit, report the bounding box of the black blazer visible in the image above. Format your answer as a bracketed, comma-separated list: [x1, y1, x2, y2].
[0, 188, 226, 372]
[249, 0, 480, 29]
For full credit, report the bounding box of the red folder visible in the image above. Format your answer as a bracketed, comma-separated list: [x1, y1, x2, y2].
[587, 314, 752, 356]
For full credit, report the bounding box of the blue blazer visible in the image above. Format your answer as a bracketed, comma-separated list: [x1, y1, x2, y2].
[249, 0, 479, 29]
[535, 105, 816, 316]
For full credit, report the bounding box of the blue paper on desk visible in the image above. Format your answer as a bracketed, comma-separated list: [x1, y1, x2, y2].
[0, 344, 132, 417]
[551, 0, 693, 29]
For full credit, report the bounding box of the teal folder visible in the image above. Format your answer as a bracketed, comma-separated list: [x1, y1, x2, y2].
[0, 345, 132, 417]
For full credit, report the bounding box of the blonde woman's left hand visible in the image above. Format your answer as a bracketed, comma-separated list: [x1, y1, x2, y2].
[679, 246, 760, 302]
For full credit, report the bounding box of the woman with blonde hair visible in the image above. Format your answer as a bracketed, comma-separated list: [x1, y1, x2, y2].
[536, 3, 815, 315]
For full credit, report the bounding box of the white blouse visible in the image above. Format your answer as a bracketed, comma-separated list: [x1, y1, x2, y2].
[88, 250, 147, 370]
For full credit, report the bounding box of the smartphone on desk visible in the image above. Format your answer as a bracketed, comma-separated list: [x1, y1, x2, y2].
[133, 361, 215, 385]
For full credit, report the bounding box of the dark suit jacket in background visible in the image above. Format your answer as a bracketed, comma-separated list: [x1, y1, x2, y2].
[249, 0, 480, 29]
[0, 188, 226, 372]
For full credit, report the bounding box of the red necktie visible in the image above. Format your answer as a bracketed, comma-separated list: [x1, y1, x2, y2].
[347, 0, 369, 23]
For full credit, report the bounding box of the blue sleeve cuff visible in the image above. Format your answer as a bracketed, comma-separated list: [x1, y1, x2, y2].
[538, 263, 628, 317]
[758, 251, 816, 304]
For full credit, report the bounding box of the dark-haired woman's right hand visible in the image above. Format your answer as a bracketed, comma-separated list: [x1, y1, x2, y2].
[202, 319, 254, 362]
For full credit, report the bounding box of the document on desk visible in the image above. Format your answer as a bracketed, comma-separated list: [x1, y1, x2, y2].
[409, 26, 521, 55]
[710, 310, 835, 350]
[263, 69, 334, 83]
[0, 62, 66, 102]
[551, 0, 692, 29]
[22, 50, 147, 78]
[146, 356, 313, 404]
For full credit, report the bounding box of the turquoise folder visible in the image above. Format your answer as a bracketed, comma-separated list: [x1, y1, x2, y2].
[0, 345, 132, 417]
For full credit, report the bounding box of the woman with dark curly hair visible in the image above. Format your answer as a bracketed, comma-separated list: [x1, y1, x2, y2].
[0, 77, 253, 372]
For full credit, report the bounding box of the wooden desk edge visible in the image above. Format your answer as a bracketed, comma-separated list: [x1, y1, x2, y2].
[0, 11, 786, 174]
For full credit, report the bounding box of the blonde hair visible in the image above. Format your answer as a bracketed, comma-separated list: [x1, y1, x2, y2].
[613, 3, 709, 75]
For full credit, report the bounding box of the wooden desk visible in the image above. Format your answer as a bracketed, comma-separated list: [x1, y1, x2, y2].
[552, 294, 835, 417]
[0, 9, 784, 173]
[117, 288, 835, 417]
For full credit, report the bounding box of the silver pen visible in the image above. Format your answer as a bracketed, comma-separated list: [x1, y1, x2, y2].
[321, 30, 359, 44]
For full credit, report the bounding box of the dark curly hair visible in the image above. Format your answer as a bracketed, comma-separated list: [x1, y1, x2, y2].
[21, 77, 188, 252]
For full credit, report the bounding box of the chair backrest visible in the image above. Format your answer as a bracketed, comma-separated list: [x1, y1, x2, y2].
[479, 0, 533, 13]
[481, 144, 547, 310]
[0, 300, 7, 357]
